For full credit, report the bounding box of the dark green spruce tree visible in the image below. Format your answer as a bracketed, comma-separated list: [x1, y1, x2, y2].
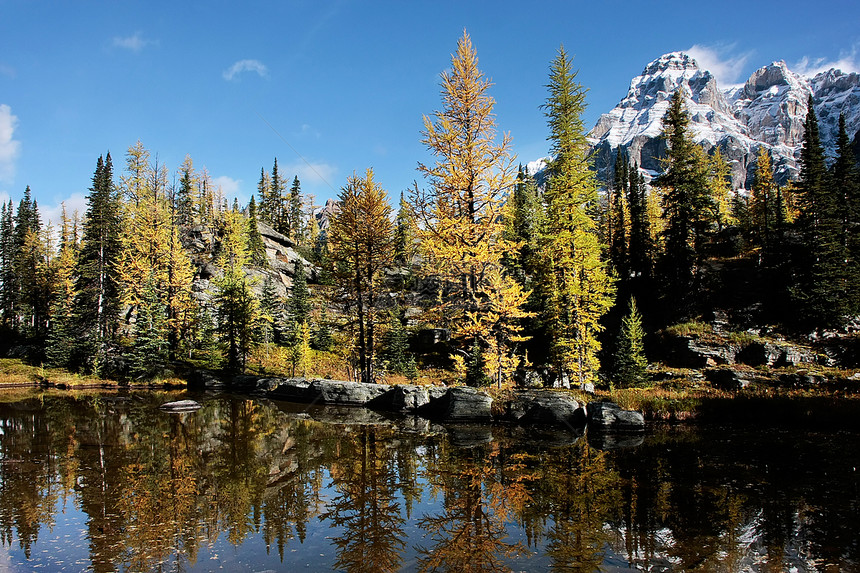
[286, 260, 311, 338]
[832, 113, 860, 316]
[791, 98, 845, 330]
[502, 165, 542, 286]
[612, 296, 648, 387]
[627, 163, 652, 284]
[288, 176, 303, 242]
[74, 153, 123, 368]
[247, 195, 267, 266]
[13, 186, 46, 335]
[379, 308, 410, 375]
[129, 273, 169, 379]
[655, 90, 715, 319]
[0, 200, 15, 329]
[609, 150, 629, 279]
[271, 158, 287, 235]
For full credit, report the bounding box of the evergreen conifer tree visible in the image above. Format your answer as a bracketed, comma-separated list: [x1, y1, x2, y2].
[258, 276, 283, 345]
[176, 155, 196, 225]
[655, 90, 716, 319]
[0, 201, 15, 327]
[75, 153, 123, 355]
[627, 164, 652, 283]
[393, 191, 416, 267]
[609, 151, 629, 278]
[287, 260, 311, 331]
[536, 45, 615, 385]
[612, 297, 648, 387]
[246, 195, 267, 266]
[257, 166, 273, 225]
[832, 113, 860, 315]
[214, 210, 260, 372]
[792, 97, 845, 329]
[312, 317, 334, 352]
[45, 207, 77, 368]
[465, 338, 490, 387]
[379, 309, 410, 375]
[288, 176, 303, 242]
[270, 159, 287, 235]
[502, 165, 542, 285]
[129, 273, 169, 379]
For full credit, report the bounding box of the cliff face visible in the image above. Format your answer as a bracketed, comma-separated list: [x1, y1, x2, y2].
[182, 220, 314, 308]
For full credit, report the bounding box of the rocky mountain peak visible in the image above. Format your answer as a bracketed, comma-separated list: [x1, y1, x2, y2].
[589, 52, 746, 183]
[810, 68, 860, 153]
[588, 52, 860, 189]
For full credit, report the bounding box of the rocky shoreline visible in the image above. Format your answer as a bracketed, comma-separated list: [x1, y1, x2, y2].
[212, 375, 646, 433]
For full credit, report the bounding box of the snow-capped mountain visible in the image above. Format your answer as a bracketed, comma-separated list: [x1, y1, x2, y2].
[587, 52, 860, 188]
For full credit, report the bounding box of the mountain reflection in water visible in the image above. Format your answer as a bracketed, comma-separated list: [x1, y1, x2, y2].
[0, 392, 857, 572]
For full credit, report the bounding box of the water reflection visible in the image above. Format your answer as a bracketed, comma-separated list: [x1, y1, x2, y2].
[0, 393, 857, 572]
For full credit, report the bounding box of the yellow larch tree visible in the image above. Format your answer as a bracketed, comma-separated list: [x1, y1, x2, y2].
[328, 168, 394, 384]
[116, 142, 195, 358]
[411, 31, 527, 384]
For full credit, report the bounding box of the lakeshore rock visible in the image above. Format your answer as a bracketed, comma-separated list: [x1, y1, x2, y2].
[308, 379, 389, 406]
[705, 368, 752, 391]
[368, 384, 448, 413]
[504, 390, 586, 428]
[418, 386, 493, 422]
[159, 400, 202, 413]
[587, 402, 645, 432]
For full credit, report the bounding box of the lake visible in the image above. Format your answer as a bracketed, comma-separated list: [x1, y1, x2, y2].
[0, 392, 858, 572]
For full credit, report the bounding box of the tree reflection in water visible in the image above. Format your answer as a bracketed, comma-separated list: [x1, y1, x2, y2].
[414, 439, 536, 573]
[0, 393, 858, 572]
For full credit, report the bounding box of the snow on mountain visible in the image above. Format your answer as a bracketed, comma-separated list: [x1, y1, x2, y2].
[587, 52, 860, 189]
[589, 52, 756, 186]
[811, 68, 860, 153]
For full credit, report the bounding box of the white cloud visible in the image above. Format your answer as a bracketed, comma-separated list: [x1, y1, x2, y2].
[686, 43, 752, 89]
[212, 175, 242, 198]
[0, 104, 21, 183]
[283, 161, 337, 189]
[40, 193, 88, 230]
[793, 46, 860, 77]
[112, 32, 156, 53]
[222, 59, 268, 81]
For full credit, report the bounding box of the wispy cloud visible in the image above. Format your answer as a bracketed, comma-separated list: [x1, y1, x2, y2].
[794, 45, 860, 77]
[283, 161, 337, 189]
[112, 32, 157, 53]
[40, 193, 88, 229]
[212, 175, 241, 198]
[0, 64, 15, 79]
[687, 43, 753, 89]
[222, 59, 268, 81]
[0, 104, 21, 184]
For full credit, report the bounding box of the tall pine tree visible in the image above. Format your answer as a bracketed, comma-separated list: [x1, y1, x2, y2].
[792, 97, 845, 330]
[655, 89, 716, 319]
[75, 153, 123, 352]
[536, 45, 615, 386]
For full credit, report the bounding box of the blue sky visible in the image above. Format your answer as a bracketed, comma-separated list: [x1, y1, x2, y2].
[1, 0, 859, 227]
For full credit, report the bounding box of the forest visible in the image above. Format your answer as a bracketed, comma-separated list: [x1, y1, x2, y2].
[0, 31, 858, 390]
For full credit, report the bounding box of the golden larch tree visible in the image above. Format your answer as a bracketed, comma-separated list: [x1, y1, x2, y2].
[411, 31, 527, 384]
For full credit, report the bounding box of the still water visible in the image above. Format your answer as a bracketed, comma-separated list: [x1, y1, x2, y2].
[0, 392, 857, 572]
